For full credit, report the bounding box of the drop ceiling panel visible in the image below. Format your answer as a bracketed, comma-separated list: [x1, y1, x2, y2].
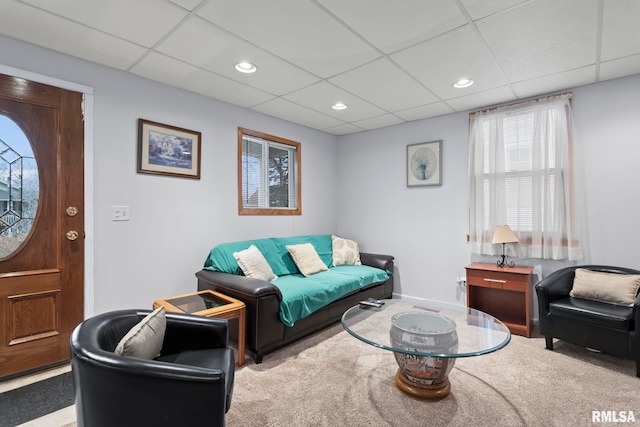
[600, 1, 640, 61]
[512, 66, 595, 99]
[0, 2, 147, 70]
[283, 81, 387, 122]
[329, 58, 439, 112]
[446, 86, 516, 112]
[394, 103, 455, 122]
[459, 0, 528, 20]
[131, 52, 275, 108]
[316, 0, 466, 54]
[391, 25, 509, 100]
[22, 0, 188, 48]
[323, 123, 366, 135]
[352, 114, 404, 131]
[599, 55, 640, 81]
[196, 0, 380, 78]
[169, 0, 202, 12]
[251, 98, 345, 130]
[155, 16, 320, 96]
[1, 0, 638, 134]
[476, 0, 598, 82]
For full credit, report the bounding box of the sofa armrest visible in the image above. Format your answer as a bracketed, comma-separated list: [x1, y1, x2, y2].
[535, 267, 576, 310]
[195, 270, 282, 301]
[360, 253, 395, 272]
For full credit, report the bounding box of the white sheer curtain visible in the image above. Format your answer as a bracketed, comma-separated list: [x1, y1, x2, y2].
[468, 93, 583, 261]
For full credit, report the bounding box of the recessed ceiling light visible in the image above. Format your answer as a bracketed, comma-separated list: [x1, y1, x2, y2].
[235, 62, 257, 74]
[332, 102, 348, 110]
[453, 79, 474, 88]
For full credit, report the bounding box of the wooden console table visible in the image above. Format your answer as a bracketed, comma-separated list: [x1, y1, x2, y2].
[154, 290, 246, 366]
[465, 262, 533, 337]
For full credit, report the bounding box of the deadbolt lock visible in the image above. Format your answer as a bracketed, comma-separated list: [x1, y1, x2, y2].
[66, 206, 79, 217]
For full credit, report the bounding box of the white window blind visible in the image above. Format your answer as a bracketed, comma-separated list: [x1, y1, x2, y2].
[241, 134, 298, 211]
[469, 93, 582, 261]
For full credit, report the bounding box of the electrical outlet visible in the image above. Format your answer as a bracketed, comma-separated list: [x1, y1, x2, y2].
[456, 275, 466, 287]
[112, 206, 130, 221]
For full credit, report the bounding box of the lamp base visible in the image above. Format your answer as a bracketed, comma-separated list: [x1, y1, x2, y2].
[496, 243, 516, 268]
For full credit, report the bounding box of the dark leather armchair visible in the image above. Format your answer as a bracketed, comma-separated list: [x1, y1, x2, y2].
[535, 265, 640, 376]
[70, 309, 235, 427]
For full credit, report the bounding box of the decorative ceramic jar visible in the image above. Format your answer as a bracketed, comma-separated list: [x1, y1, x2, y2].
[389, 311, 459, 386]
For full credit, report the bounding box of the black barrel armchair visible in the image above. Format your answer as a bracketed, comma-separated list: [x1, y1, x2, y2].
[70, 309, 235, 427]
[535, 265, 640, 376]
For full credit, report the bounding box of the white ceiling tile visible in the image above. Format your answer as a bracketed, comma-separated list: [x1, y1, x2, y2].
[391, 25, 509, 99]
[601, 1, 640, 61]
[2, 0, 639, 134]
[459, 0, 527, 20]
[322, 123, 366, 135]
[131, 52, 275, 108]
[475, 0, 599, 82]
[196, 0, 380, 78]
[512, 66, 596, 98]
[156, 16, 320, 96]
[329, 58, 439, 112]
[284, 81, 387, 122]
[169, 0, 202, 12]
[0, 1, 147, 70]
[316, 0, 466, 54]
[351, 114, 405, 131]
[22, 0, 188, 47]
[599, 55, 640, 81]
[446, 86, 516, 112]
[251, 98, 345, 130]
[394, 103, 455, 122]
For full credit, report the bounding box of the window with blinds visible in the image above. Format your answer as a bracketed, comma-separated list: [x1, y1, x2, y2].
[238, 128, 301, 215]
[468, 92, 582, 261]
[480, 108, 562, 234]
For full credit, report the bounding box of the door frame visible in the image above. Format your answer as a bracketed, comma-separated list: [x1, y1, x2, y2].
[0, 64, 95, 319]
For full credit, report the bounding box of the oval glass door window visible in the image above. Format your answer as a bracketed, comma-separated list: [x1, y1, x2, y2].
[0, 115, 39, 258]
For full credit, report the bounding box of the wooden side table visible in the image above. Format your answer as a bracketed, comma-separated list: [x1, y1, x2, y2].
[154, 290, 246, 366]
[465, 262, 534, 337]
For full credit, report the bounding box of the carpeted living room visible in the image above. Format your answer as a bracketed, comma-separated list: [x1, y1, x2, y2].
[1, 1, 639, 426]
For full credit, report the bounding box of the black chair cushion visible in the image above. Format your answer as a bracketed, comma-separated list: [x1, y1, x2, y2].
[156, 348, 235, 412]
[549, 296, 633, 330]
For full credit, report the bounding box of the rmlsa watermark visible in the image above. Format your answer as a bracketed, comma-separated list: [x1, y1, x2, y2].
[592, 410, 636, 423]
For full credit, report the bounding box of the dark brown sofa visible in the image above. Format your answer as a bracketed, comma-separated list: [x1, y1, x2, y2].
[196, 252, 394, 363]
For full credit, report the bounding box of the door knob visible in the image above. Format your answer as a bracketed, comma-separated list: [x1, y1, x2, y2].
[66, 230, 79, 241]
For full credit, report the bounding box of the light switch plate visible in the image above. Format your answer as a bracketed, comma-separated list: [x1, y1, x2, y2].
[112, 206, 130, 221]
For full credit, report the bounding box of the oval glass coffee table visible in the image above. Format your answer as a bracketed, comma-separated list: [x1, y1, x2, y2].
[341, 299, 511, 400]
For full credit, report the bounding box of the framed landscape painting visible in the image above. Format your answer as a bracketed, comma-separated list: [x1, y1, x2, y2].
[407, 140, 442, 187]
[137, 119, 201, 179]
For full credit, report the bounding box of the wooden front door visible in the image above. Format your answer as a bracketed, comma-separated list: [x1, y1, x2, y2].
[0, 73, 84, 378]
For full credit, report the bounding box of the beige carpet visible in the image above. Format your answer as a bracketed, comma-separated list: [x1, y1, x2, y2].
[227, 324, 638, 427]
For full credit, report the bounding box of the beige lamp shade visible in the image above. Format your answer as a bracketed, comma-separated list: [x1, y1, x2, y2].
[492, 225, 519, 244]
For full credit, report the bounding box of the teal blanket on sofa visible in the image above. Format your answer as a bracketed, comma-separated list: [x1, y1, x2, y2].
[203, 235, 391, 327]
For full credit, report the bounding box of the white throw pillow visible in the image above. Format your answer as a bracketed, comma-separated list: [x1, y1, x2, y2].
[331, 235, 362, 266]
[286, 243, 329, 277]
[233, 245, 277, 281]
[115, 306, 166, 359]
[570, 268, 640, 307]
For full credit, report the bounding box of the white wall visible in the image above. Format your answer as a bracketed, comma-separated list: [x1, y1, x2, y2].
[337, 73, 640, 307]
[572, 74, 640, 267]
[336, 112, 471, 306]
[0, 35, 339, 314]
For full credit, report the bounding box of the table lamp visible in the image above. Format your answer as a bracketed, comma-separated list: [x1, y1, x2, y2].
[492, 225, 519, 267]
